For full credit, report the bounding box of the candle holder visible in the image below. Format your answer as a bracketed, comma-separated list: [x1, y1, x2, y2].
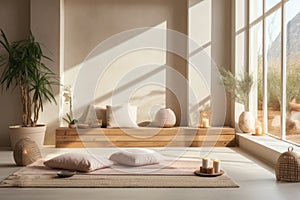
[199, 111, 211, 128]
[196, 158, 224, 177]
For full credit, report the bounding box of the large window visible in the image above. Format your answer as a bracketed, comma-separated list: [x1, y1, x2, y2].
[236, 0, 300, 144]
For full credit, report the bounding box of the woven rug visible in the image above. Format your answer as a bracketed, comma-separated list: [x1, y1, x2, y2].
[0, 159, 239, 188]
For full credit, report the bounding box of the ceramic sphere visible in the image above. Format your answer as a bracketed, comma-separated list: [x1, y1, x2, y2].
[154, 108, 176, 128]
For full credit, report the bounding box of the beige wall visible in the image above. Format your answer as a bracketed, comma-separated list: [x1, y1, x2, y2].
[0, 0, 30, 147]
[211, 0, 232, 125]
[188, 0, 212, 126]
[188, 0, 232, 126]
[31, 0, 61, 145]
[0, 0, 232, 147]
[64, 0, 188, 125]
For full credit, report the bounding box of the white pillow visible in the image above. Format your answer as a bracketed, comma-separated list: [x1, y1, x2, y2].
[106, 104, 138, 128]
[109, 148, 160, 166]
[44, 153, 113, 172]
[78, 105, 98, 125]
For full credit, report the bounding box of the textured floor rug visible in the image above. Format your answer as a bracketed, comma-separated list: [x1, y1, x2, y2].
[0, 159, 239, 188]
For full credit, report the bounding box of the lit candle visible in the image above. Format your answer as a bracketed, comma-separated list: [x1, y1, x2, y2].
[213, 159, 221, 173]
[202, 118, 210, 128]
[255, 125, 262, 135]
[202, 157, 209, 168]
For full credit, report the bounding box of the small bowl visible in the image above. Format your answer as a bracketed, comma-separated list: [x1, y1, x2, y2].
[57, 171, 76, 178]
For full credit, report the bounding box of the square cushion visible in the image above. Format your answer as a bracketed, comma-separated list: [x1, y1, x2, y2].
[78, 105, 107, 127]
[44, 153, 113, 172]
[106, 104, 138, 128]
[109, 148, 161, 166]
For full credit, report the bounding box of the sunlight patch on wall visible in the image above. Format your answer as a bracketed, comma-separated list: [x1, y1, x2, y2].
[65, 21, 167, 123]
[188, 0, 212, 126]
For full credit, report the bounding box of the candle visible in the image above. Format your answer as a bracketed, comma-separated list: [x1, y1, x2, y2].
[207, 167, 214, 174]
[202, 157, 209, 168]
[213, 159, 221, 173]
[200, 166, 207, 173]
[255, 125, 262, 135]
[202, 118, 210, 128]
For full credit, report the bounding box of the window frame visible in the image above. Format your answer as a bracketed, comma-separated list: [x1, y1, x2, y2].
[234, 0, 293, 142]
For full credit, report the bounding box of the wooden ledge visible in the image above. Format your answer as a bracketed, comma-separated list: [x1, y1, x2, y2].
[56, 126, 235, 148]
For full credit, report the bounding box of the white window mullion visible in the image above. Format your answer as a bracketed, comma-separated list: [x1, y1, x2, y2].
[246, 0, 250, 74]
[262, 0, 268, 134]
[245, 0, 250, 112]
[280, 0, 287, 140]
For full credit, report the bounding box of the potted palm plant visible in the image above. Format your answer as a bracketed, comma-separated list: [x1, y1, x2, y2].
[218, 67, 255, 133]
[0, 29, 58, 149]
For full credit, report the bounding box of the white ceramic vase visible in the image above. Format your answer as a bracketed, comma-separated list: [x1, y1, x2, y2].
[154, 108, 176, 128]
[238, 111, 255, 133]
[9, 125, 46, 149]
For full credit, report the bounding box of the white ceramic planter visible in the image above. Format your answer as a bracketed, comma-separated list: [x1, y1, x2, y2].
[238, 111, 255, 133]
[9, 125, 46, 149]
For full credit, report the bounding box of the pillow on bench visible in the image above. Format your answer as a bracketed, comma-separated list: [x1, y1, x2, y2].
[79, 104, 138, 128]
[106, 104, 138, 128]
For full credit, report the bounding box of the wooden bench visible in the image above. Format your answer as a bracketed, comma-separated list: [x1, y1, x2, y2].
[55, 127, 235, 148]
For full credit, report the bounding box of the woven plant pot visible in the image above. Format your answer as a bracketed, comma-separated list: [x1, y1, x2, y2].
[275, 147, 300, 182]
[13, 138, 42, 166]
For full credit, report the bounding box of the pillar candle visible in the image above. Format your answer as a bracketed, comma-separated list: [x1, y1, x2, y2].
[255, 125, 262, 134]
[207, 167, 214, 174]
[213, 159, 221, 173]
[202, 157, 209, 168]
[202, 118, 210, 128]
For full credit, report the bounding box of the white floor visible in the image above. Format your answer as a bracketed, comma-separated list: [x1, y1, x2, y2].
[0, 147, 300, 200]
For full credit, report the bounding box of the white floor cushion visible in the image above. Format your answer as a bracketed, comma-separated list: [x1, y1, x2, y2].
[109, 148, 161, 166]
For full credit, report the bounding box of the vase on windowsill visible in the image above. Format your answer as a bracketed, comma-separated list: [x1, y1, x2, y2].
[218, 66, 255, 133]
[238, 111, 255, 133]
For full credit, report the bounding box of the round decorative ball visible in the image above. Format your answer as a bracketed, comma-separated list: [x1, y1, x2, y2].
[154, 108, 176, 128]
[13, 138, 42, 166]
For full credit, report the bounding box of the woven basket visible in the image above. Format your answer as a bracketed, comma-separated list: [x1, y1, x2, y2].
[13, 138, 42, 166]
[275, 147, 300, 182]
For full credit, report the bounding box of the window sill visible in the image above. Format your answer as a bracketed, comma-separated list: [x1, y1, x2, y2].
[236, 133, 300, 168]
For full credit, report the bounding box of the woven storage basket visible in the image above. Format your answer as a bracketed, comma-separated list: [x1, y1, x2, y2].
[275, 147, 300, 182]
[13, 138, 42, 166]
